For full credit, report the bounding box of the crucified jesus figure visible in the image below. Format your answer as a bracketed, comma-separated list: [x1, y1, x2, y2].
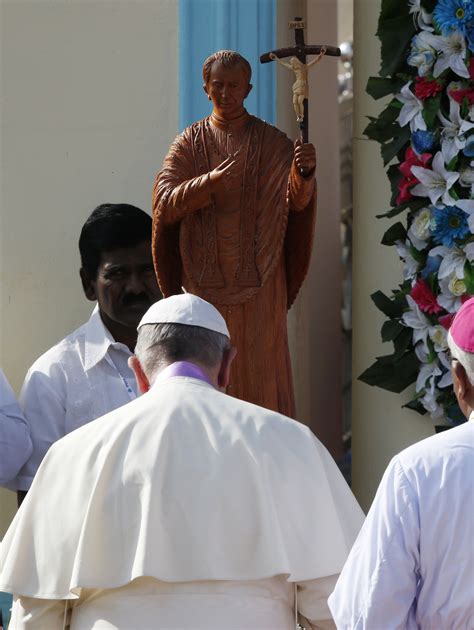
[269, 49, 326, 122]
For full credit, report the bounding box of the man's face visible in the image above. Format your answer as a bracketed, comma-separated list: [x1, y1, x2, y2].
[204, 62, 252, 120]
[81, 240, 161, 330]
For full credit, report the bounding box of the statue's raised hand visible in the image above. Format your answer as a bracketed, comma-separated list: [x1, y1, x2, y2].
[208, 151, 246, 193]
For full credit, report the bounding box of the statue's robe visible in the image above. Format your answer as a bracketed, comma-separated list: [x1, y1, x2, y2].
[152, 111, 316, 417]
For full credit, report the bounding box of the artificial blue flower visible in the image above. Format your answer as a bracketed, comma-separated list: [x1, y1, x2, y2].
[430, 205, 470, 247]
[464, 135, 474, 157]
[434, 0, 474, 37]
[412, 130, 437, 154]
[421, 254, 442, 279]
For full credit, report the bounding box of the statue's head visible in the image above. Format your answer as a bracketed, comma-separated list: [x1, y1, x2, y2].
[202, 50, 252, 86]
[202, 50, 253, 120]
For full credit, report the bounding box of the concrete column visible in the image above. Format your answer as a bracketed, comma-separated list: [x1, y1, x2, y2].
[352, 0, 432, 511]
[279, 0, 343, 457]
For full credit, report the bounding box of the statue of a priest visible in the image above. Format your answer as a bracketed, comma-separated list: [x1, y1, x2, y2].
[152, 50, 317, 417]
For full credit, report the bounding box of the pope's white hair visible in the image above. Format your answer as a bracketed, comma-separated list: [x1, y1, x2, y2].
[447, 330, 474, 386]
[135, 322, 230, 378]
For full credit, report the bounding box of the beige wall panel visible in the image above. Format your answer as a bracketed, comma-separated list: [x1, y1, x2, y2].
[352, 0, 432, 512]
[281, 0, 343, 456]
[0, 0, 179, 536]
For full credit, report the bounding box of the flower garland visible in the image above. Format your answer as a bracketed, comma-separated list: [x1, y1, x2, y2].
[360, 0, 474, 424]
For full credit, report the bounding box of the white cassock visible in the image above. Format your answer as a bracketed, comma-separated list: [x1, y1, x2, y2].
[0, 373, 364, 629]
[328, 415, 474, 629]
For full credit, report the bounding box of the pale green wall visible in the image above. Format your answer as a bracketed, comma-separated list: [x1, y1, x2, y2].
[0, 0, 179, 537]
[352, 0, 433, 512]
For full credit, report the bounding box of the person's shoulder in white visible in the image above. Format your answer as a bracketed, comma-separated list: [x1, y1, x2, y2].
[329, 297, 474, 630]
[23, 318, 89, 382]
[0, 368, 32, 486]
[328, 423, 474, 629]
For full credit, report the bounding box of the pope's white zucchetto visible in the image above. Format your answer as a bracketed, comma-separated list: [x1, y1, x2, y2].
[138, 293, 230, 339]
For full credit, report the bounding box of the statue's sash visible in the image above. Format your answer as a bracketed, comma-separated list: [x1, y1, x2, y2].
[190, 118, 263, 289]
[190, 122, 225, 288]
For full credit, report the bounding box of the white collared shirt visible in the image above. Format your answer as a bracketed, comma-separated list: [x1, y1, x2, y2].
[8, 306, 137, 491]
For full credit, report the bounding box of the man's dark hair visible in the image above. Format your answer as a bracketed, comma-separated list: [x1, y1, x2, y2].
[202, 50, 252, 85]
[79, 203, 152, 276]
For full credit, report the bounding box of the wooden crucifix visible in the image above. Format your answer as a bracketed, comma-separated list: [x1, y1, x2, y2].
[260, 17, 340, 143]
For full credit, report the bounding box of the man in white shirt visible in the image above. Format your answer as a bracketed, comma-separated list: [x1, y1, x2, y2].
[0, 369, 31, 487]
[328, 297, 474, 629]
[9, 203, 161, 495]
[1, 294, 364, 629]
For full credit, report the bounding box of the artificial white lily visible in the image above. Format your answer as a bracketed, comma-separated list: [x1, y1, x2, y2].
[395, 240, 419, 279]
[464, 241, 474, 263]
[421, 387, 445, 419]
[408, 0, 434, 31]
[438, 352, 453, 389]
[437, 274, 465, 312]
[396, 82, 427, 132]
[408, 31, 437, 75]
[430, 245, 466, 279]
[411, 152, 459, 205]
[431, 31, 470, 79]
[416, 359, 442, 392]
[438, 99, 474, 163]
[459, 161, 474, 196]
[467, 213, 474, 233]
[402, 295, 432, 344]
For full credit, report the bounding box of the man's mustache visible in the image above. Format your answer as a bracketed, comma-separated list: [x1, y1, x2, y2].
[121, 293, 151, 306]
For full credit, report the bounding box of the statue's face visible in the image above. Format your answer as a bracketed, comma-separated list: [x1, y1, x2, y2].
[204, 62, 252, 120]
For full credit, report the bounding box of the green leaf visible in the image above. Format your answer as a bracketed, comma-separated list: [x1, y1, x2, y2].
[381, 221, 406, 245]
[426, 337, 437, 363]
[446, 402, 466, 424]
[387, 163, 403, 206]
[446, 154, 458, 171]
[358, 350, 419, 392]
[403, 397, 428, 414]
[376, 205, 408, 219]
[371, 290, 406, 318]
[364, 100, 403, 142]
[406, 198, 429, 213]
[393, 326, 413, 359]
[375, 200, 428, 219]
[380, 0, 407, 20]
[377, 12, 416, 77]
[422, 94, 441, 127]
[364, 119, 397, 143]
[409, 245, 427, 264]
[381, 126, 411, 165]
[381, 319, 404, 342]
[422, 0, 436, 12]
[463, 260, 474, 294]
[366, 76, 404, 100]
